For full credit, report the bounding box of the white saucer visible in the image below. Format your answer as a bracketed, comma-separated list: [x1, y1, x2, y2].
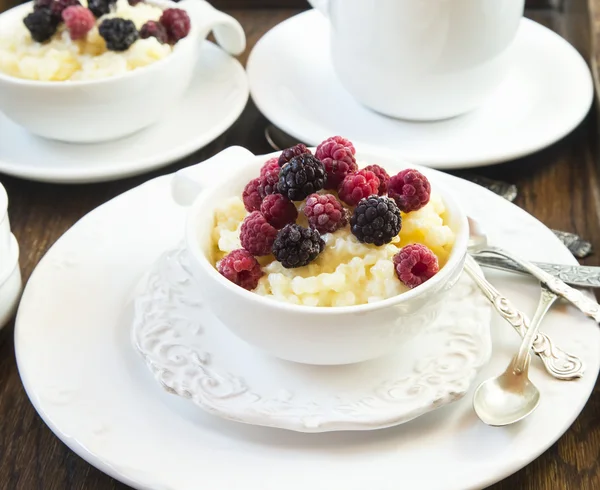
[133, 247, 492, 433]
[248, 12, 593, 169]
[0, 42, 248, 184]
[15, 152, 600, 490]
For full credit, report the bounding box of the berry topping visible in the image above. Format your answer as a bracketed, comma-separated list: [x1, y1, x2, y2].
[261, 193, 298, 229]
[388, 169, 431, 213]
[316, 136, 358, 189]
[217, 249, 263, 291]
[50, 0, 80, 18]
[278, 154, 326, 201]
[303, 193, 348, 234]
[272, 224, 325, 269]
[363, 164, 390, 195]
[240, 211, 278, 256]
[23, 8, 58, 43]
[242, 178, 263, 212]
[62, 6, 95, 40]
[139, 20, 168, 43]
[99, 18, 139, 51]
[33, 0, 53, 11]
[393, 244, 439, 288]
[160, 8, 190, 43]
[258, 157, 280, 197]
[278, 144, 311, 167]
[128, 0, 142, 5]
[350, 195, 401, 246]
[87, 0, 113, 18]
[338, 169, 380, 206]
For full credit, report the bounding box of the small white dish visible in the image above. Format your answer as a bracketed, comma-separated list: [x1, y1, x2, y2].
[13, 155, 600, 490]
[0, 181, 10, 262]
[0, 234, 22, 330]
[0, 41, 249, 184]
[0, 0, 245, 143]
[247, 11, 593, 169]
[174, 148, 468, 365]
[133, 246, 492, 432]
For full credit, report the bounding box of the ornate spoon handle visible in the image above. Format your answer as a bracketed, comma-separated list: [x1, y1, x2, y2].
[464, 256, 584, 380]
[475, 247, 600, 323]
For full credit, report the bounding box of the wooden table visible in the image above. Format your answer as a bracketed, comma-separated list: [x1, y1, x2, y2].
[0, 4, 599, 490]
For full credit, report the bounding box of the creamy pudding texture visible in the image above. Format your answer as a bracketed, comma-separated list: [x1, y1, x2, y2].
[212, 191, 455, 307]
[0, 0, 171, 81]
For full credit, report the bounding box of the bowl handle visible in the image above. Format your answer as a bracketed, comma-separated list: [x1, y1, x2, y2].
[180, 0, 246, 56]
[171, 146, 256, 206]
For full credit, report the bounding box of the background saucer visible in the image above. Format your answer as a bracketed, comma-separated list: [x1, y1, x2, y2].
[0, 41, 249, 184]
[248, 12, 593, 169]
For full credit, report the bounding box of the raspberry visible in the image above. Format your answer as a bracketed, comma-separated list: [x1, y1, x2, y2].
[258, 157, 280, 197]
[388, 169, 431, 213]
[87, 0, 113, 18]
[316, 136, 358, 189]
[363, 164, 390, 195]
[242, 178, 263, 212]
[350, 195, 401, 246]
[62, 6, 95, 40]
[393, 244, 439, 288]
[272, 224, 325, 268]
[278, 154, 326, 201]
[217, 249, 263, 291]
[240, 211, 278, 256]
[50, 0, 80, 18]
[139, 20, 168, 43]
[278, 144, 311, 167]
[99, 18, 138, 51]
[338, 170, 380, 206]
[303, 193, 348, 234]
[23, 8, 58, 43]
[260, 194, 298, 229]
[33, 0, 53, 11]
[160, 8, 190, 43]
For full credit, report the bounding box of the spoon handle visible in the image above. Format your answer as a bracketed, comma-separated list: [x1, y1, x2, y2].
[477, 247, 600, 324]
[464, 256, 584, 380]
[512, 285, 557, 373]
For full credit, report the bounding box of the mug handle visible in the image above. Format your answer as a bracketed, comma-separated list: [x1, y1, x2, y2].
[306, 0, 329, 17]
[180, 0, 246, 56]
[172, 146, 257, 206]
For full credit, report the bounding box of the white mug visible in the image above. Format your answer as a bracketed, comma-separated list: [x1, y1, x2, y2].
[308, 0, 525, 121]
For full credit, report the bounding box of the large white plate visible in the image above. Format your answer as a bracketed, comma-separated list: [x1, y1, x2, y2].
[0, 42, 248, 184]
[14, 151, 600, 490]
[247, 12, 593, 169]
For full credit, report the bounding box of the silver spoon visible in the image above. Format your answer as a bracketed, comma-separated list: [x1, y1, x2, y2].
[473, 284, 556, 426]
[463, 255, 584, 380]
[468, 217, 600, 323]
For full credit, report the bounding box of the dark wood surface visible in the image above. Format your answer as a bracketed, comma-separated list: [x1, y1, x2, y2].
[0, 5, 599, 490]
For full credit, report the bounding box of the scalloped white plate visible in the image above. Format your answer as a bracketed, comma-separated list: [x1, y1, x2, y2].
[14, 151, 600, 490]
[248, 12, 593, 168]
[0, 41, 248, 184]
[132, 246, 492, 433]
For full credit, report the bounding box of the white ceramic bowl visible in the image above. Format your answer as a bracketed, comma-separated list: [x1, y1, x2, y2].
[0, 234, 22, 330]
[0, 0, 245, 143]
[173, 147, 469, 365]
[0, 182, 10, 262]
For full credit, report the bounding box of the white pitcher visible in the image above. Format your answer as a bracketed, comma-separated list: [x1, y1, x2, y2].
[308, 0, 524, 121]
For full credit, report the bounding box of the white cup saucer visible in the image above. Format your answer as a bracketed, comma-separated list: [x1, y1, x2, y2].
[132, 246, 492, 432]
[0, 41, 248, 184]
[247, 11, 593, 169]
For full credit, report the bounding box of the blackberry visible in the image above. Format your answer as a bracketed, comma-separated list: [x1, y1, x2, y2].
[278, 154, 326, 201]
[50, 0, 80, 18]
[350, 195, 401, 246]
[33, 0, 53, 11]
[272, 224, 325, 269]
[99, 18, 138, 51]
[88, 0, 115, 18]
[23, 8, 58, 43]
